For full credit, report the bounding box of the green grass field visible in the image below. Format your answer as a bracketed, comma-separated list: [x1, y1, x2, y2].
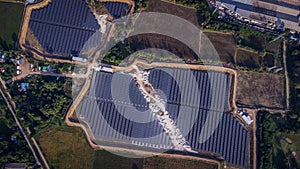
[36, 126, 217, 169]
[0, 2, 24, 50]
[35, 126, 144, 169]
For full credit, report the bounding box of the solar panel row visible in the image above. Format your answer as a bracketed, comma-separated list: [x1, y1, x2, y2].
[187, 110, 248, 167]
[80, 69, 248, 168]
[148, 68, 231, 112]
[28, 0, 100, 55]
[102, 2, 130, 19]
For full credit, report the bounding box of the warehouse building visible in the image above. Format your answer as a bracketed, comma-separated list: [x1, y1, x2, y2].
[219, 0, 300, 31]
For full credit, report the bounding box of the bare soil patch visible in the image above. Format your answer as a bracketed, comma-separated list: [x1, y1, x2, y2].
[25, 28, 45, 53]
[128, 34, 198, 61]
[262, 53, 275, 67]
[204, 31, 237, 63]
[237, 71, 285, 109]
[235, 48, 260, 69]
[145, 0, 199, 27]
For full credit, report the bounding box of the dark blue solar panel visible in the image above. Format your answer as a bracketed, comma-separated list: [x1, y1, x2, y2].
[102, 2, 130, 19]
[81, 69, 249, 168]
[28, 0, 100, 56]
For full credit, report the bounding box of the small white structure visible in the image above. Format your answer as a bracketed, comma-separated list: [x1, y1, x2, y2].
[238, 110, 253, 125]
[72, 56, 87, 63]
[99, 66, 113, 73]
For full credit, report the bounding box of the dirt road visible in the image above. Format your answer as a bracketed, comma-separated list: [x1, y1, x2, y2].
[283, 40, 290, 110]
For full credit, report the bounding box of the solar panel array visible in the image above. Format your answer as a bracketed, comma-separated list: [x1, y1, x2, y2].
[102, 2, 130, 19]
[80, 68, 249, 168]
[28, 0, 100, 56]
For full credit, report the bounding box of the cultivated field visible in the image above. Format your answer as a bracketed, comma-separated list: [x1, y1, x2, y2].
[237, 71, 285, 109]
[145, 0, 199, 27]
[143, 156, 217, 169]
[262, 53, 275, 67]
[36, 126, 95, 169]
[204, 31, 237, 64]
[235, 48, 260, 69]
[128, 34, 198, 62]
[0, 2, 24, 50]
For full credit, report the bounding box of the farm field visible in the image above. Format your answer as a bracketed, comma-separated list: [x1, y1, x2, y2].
[262, 52, 275, 67]
[237, 71, 285, 109]
[145, 0, 199, 27]
[0, 2, 24, 50]
[143, 156, 216, 169]
[235, 48, 260, 69]
[204, 31, 236, 64]
[36, 125, 219, 169]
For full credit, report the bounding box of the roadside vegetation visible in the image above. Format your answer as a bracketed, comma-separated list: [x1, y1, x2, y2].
[287, 42, 300, 126]
[257, 110, 300, 169]
[0, 93, 34, 167]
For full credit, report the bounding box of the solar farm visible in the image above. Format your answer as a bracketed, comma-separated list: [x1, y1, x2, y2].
[22, 0, 133, 57]
[102, 2, 130, 19]
[24, 0, 101, 57]
[78, 67, 249, 168]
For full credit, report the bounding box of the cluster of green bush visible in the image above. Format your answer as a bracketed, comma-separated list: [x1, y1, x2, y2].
[257, 109, 300, 169]
[9, 76, 72, 135]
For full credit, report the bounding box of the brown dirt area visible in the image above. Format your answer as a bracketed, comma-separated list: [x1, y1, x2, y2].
[237, 71, 285, 109]
[235, 48, 261, 69]
[128, 34, 198, 61]
[143, 155, 217, 169]
[25, 28, 45, 53]
[204, 31, 237, 63]
[145, 0, 199, 27]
